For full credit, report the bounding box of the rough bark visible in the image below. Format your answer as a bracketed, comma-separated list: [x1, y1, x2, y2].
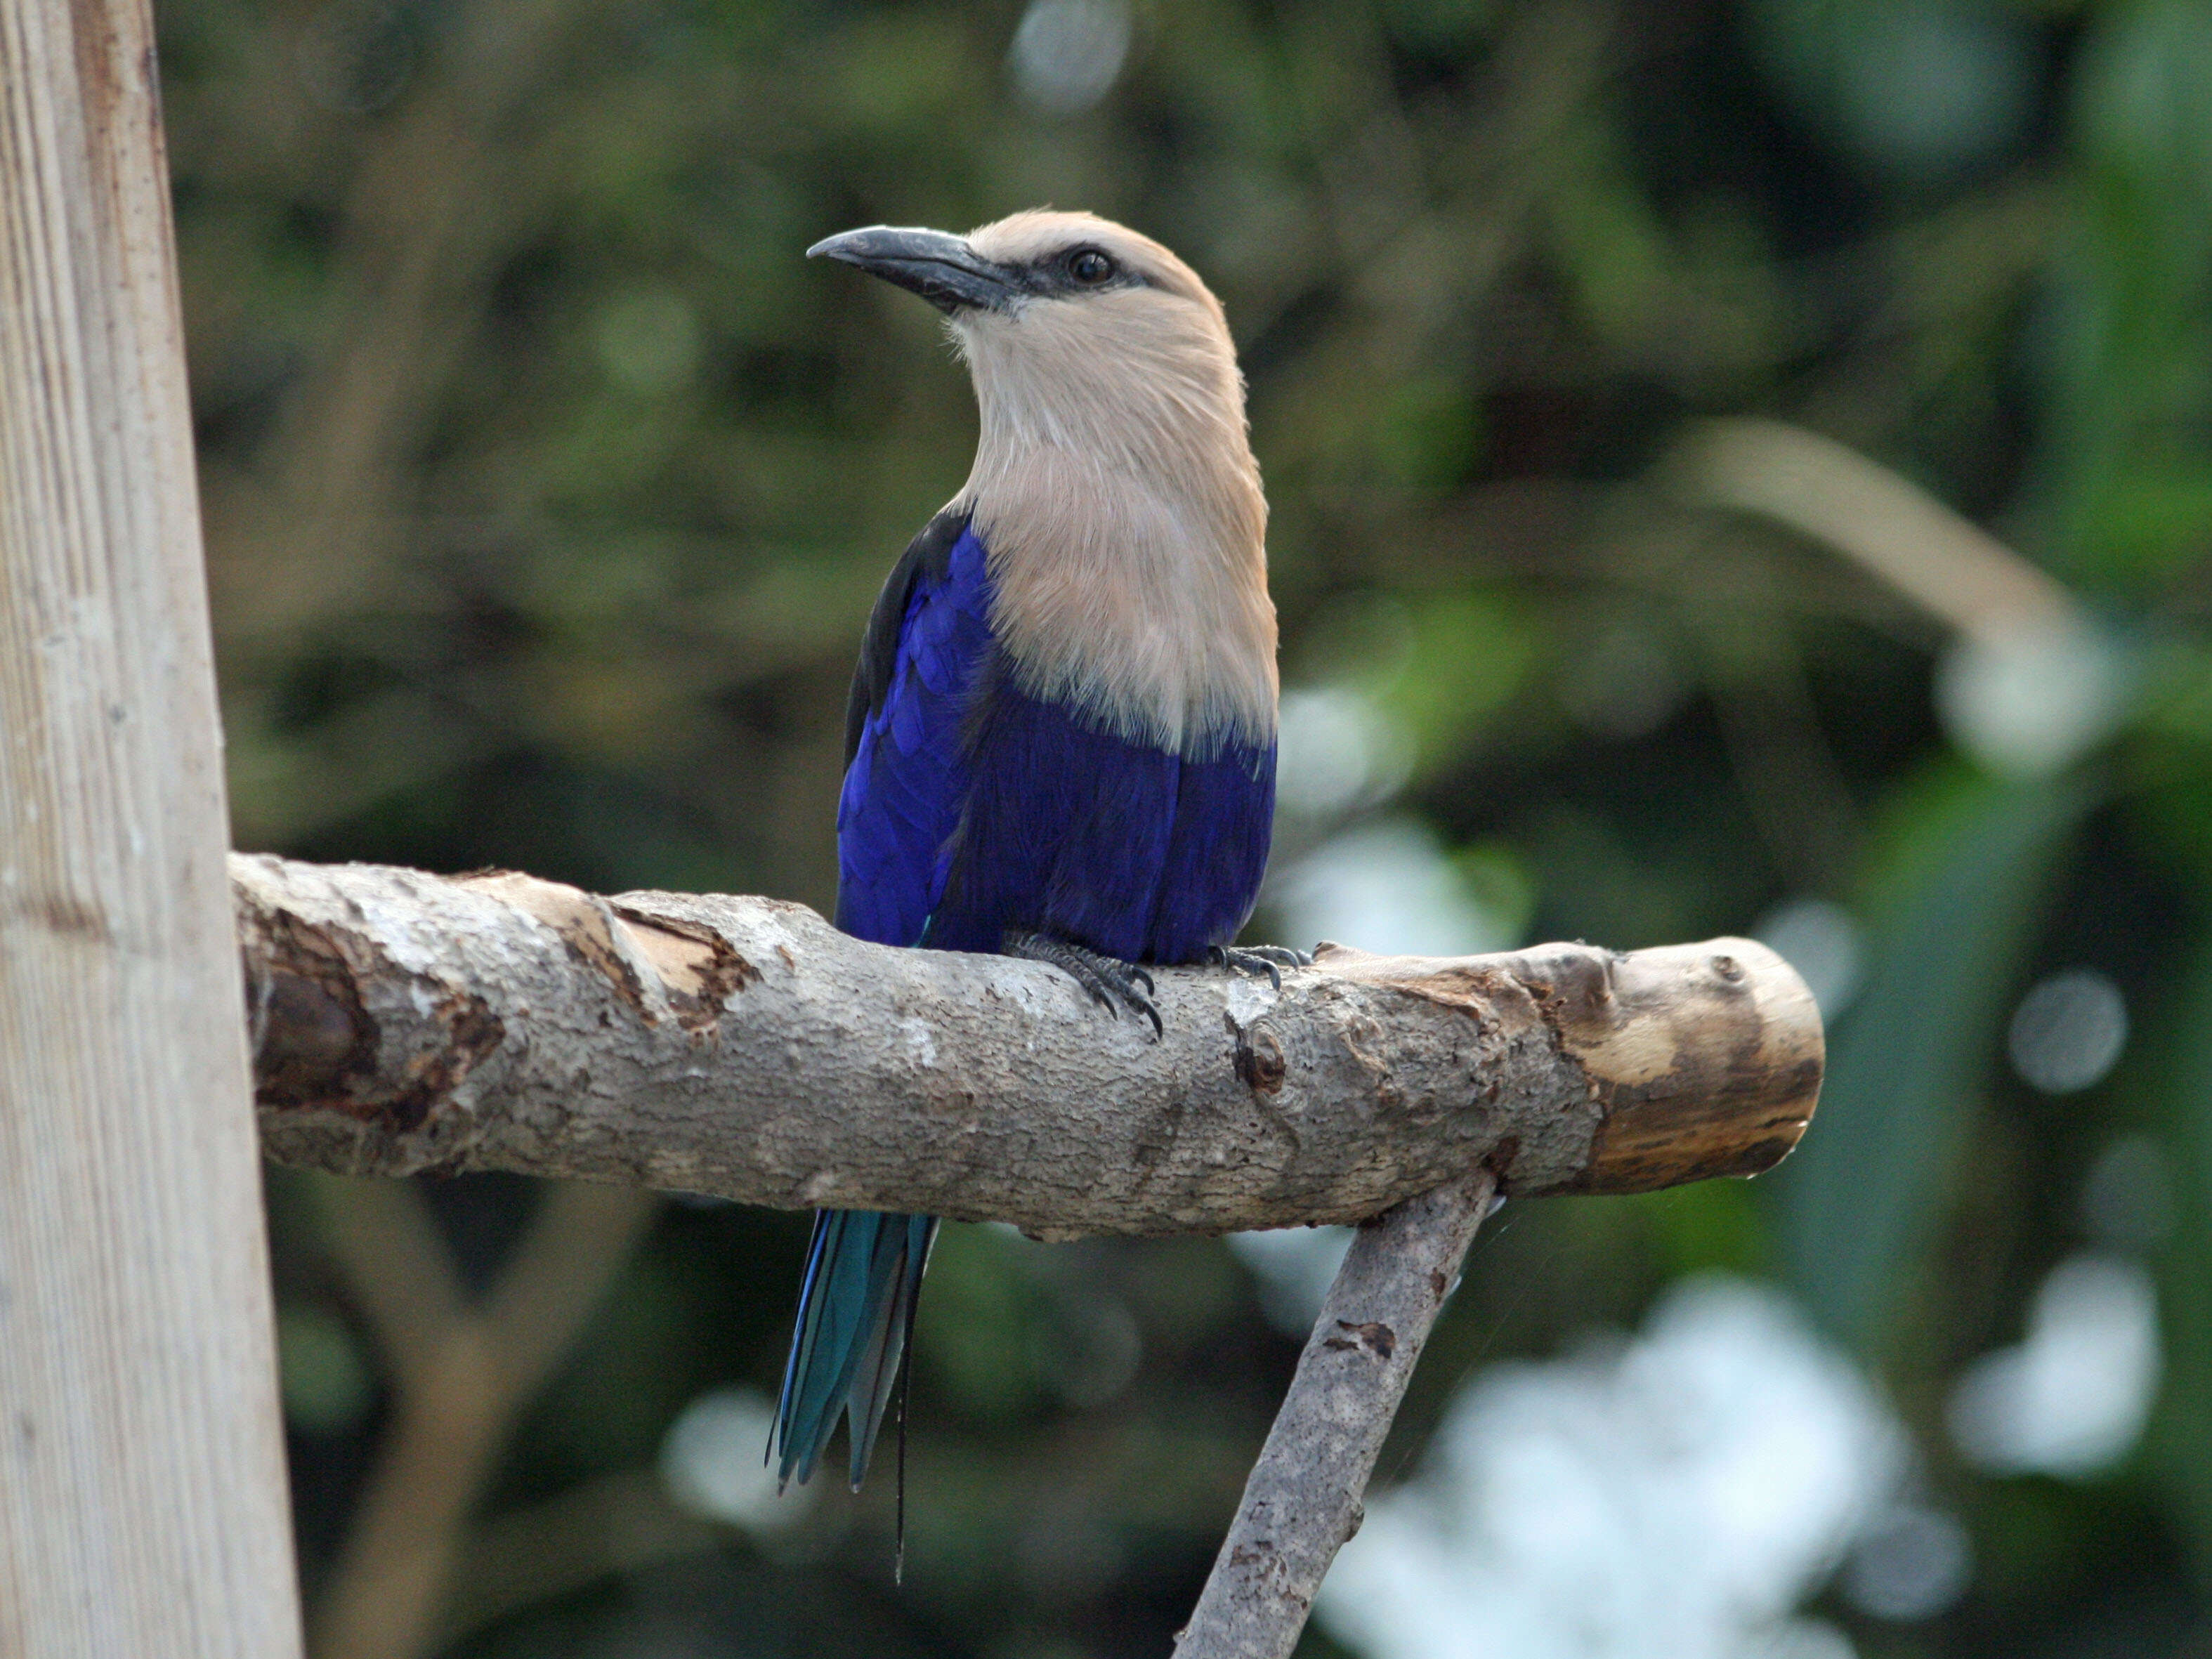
[1173, 1171, 1498, 1659]
[0, 0, 302, 1646]
[237, 854, 1822, 1236]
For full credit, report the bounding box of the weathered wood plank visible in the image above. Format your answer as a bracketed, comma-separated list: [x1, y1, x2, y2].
[0, 0, 303, 1646]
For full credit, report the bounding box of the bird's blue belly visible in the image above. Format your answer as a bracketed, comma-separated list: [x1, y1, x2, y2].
[924, 680, 1276, 963]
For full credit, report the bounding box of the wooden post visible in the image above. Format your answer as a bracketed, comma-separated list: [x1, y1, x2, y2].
[0, 0, 304, 1648]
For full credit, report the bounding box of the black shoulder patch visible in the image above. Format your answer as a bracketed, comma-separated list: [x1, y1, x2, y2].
[844, 509, 971, 766]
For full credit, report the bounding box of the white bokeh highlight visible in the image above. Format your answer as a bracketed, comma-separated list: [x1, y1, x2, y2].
[1839, 1504, 1973, 1622]
[1272, 816, 1514, 959]
[1318, 1276, 1930, 1659]
[2007, 968, 2128, 1096]
[1935, 622, 2128, 780]
[1947, 1254, 2160, 1480]
[660, 1387, 816, 1532]
[1227, 1225, 1357, 1336]
[1275, 687, 1413, 819]
[1008, 0, 1132, 115]
[1754, 897, 1865, 1020]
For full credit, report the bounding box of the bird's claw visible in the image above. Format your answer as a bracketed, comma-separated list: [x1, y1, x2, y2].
[1206, 943, 1313, 992]
[1006, 933, 1163, 1040]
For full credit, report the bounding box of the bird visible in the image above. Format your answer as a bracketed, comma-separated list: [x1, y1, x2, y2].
[771, 209, 1299, 1514]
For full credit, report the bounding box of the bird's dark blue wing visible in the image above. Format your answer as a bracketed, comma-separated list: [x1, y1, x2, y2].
[776, 512, 988, 1495]
[834, 511, 993, 949]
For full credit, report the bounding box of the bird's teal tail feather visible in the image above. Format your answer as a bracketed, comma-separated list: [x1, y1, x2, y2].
[773, 1207, 937, 1490]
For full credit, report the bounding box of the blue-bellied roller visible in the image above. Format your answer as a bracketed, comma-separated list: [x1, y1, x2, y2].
[773, 211, 1298, 1502]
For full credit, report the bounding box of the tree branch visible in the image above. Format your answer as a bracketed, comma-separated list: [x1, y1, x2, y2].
[236, 853, 1820, 1235]
[1174, 1169, 1498, 1658]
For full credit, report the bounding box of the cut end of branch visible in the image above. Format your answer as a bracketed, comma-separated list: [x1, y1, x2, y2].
[1311, 935, 1820, 1195]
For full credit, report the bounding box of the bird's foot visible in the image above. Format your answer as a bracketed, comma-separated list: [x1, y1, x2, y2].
[1206, 943, 1313, 992]
[1006, 933, 1163, 1040]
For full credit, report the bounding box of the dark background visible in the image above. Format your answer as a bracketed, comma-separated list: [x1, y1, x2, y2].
[161, 0, 2212, 1651]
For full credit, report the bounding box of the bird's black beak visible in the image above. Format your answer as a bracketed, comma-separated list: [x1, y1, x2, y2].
[806, 225, 1023, 315]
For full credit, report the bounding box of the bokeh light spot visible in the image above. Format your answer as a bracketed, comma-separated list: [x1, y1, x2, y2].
[1935, 623, 2129, 780]
[1275, 687, 1412, 819]
[1947, 1254, 2160, 1478]
[1840, 1504, 1972, 1622]
[1228, 1226, 1356, 1336]
[2008, 968, 2127, 1095]
[660, 1388, 817, 1532]
[1272, 817, 1522, 958]
[1318, 1276, 1909, 1659]
[1755, 897, 1864, 1020]
[1008, 0, 1131, 116]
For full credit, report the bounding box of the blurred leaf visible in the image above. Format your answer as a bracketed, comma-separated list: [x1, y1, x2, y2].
[2041, 0, 2212, 593]
[1452, 839, 1538, 945]
[1374, 374, 1484, 497]
[1778, 762, 2095, 1351]
[2074, 468, 2212, 579]
[915, 1225, 1047, 1421]
[2075, 0, 2212, 209]
[1376, 0, 1496, 54]
[1627, 1179, 1772, 1282]
[1742, 0, 2039, 185]
[1363, 590, 1536, 774]
[277, 1305, 376, 1434]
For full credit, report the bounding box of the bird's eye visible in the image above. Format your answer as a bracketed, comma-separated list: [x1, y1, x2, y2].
[1068, 249, 1115, 285]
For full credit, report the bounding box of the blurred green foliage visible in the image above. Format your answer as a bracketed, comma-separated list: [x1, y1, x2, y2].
[157, 0, 2212, 1651]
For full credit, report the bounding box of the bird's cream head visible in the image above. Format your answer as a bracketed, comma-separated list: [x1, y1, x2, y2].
[809, 210, 1276, 755]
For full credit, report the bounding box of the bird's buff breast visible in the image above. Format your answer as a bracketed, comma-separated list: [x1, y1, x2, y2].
[964, 480, 1278, 761]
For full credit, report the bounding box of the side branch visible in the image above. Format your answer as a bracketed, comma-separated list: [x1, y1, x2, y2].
[1174, 1170, 1498, 1658]
[237, 854, 1821, 1235]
